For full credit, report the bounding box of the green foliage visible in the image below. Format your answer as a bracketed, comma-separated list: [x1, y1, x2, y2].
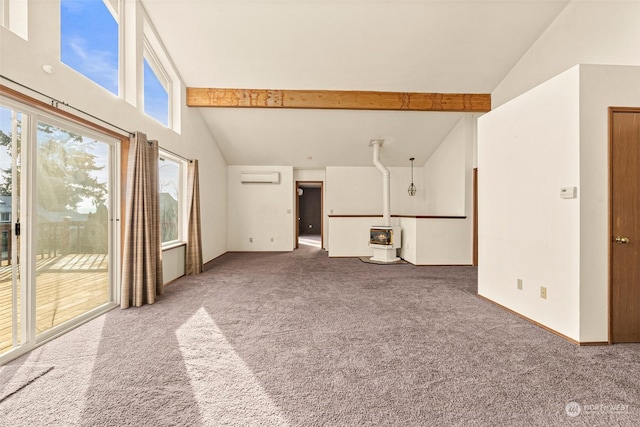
[0, 122, 20, 196]
[0, 122, 107, 211]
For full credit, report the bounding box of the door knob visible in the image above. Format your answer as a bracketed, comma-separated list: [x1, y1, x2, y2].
[614, 236, 630, 244]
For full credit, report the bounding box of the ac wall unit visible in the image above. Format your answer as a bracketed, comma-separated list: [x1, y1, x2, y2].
[240, 171, 280, 184]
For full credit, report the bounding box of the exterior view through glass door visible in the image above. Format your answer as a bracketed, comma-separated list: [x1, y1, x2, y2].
[0, 101, 118, 362]
[0, 106, 23, 356]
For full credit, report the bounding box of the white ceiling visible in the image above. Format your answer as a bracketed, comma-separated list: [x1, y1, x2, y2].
[141, 0, 570, 167]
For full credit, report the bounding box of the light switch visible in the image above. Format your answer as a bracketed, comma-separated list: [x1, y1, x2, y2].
[560, 187, 577, 199]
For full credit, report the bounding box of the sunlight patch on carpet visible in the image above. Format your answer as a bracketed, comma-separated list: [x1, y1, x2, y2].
[176, 308, 289, 426]
[298, 237, 321, 248]
[0, 365, 54, 402]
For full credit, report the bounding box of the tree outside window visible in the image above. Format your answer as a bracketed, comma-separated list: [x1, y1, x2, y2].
[158, 155, 182, 244]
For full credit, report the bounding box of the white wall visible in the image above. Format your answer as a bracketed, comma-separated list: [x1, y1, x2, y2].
[163, 245, 186, 283]
[492, 0, 640, 107]
[423, 117, 466, 216]
[294, 168, 325, 182]
[578, 65, 640, 341]
[227, 166, 294, 251]
[325, 166, 424, 217]
[421, 115, 475, 264]
[0, 1, 228, 280]
[478, 66, 581, 340]
[479, 64, 640, 342]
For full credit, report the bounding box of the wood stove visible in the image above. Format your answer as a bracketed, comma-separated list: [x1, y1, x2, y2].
[369, 225, 401, 262]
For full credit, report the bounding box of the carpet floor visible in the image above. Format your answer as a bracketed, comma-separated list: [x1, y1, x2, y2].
[1, 245, 639, 426]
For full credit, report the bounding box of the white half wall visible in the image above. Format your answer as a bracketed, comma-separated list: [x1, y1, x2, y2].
[227, 166, 294, 251]
[163, 245, 186, 283]
[492, 0, 640, 107]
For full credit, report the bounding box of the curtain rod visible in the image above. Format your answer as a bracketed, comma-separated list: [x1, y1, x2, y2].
[1, 74, 134, 137]
[159, 146, 193, 163]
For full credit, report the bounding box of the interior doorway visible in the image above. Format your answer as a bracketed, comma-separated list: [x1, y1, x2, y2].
[609, 107, 640, 343]
[296, 181, 323, 249]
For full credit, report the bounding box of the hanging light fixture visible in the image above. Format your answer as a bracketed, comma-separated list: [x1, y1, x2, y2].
[408, 157, 417, 196]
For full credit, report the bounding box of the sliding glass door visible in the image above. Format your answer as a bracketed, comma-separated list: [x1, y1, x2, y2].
[0, 106, 24, 356]
[0, 101, 119, 362]
[34, 118, 114, 336]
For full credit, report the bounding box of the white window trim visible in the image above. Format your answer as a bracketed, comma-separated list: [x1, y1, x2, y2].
[143, 37, 171, 127]
[142, 12, 181, 132]
[158, 150, 187, 249]
[1, 0, 28, 40]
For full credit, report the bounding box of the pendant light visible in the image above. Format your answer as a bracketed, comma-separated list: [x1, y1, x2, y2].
[408, 157, 417, 196]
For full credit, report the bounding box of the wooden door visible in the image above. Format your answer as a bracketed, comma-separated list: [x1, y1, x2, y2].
[610, 108, 640, 343]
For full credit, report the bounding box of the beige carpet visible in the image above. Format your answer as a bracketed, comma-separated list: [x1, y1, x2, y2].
[1, 245, 639, 426]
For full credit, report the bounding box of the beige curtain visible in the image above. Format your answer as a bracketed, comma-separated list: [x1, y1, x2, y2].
[121, 131, 163, 308]
[185, 159, 203, 275]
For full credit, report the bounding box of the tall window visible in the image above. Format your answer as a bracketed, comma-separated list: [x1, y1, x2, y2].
[143, 52, 169, 126]
[158, 152, 185, 246]
[60, 0, 119, 95]
[142, 15, 179, 131]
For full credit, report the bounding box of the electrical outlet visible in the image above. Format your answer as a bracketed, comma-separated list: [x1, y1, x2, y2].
[517, 279, 523, 290]
[270, 237, 274, 242]
[249, 237, 253, 243]
[540, 286, 547, 299]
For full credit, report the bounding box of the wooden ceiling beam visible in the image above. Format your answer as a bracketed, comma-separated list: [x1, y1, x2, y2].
[187, 88, 491, 112]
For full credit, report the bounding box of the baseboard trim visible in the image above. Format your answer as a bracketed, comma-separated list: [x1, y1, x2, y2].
[477, 295, 608, 346]
[203, 252, 229, 271]
[163, 275, 185, 287]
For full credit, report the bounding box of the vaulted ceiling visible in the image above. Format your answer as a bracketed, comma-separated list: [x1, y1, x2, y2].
[141, 0, 570, 167]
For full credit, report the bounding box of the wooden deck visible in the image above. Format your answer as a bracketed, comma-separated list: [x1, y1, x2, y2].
[0, 254, 110, 354]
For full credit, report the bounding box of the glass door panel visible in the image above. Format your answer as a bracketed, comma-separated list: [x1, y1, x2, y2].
[0, 106, 23, 356]
[35, 121, 111, 335]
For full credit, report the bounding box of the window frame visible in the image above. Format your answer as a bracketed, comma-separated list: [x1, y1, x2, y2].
[143, 37, 171, 127]
[1, 0, 28, 40]
[158, 150, 187, 249]
[142, 13, 180, 132]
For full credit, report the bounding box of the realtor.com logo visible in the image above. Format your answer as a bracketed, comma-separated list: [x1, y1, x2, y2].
[565, 401, 630, 417]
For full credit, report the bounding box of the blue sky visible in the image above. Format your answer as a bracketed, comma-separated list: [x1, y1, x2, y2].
[60, 0, 169, 126]
[60, 0, 119, 95]
[144, 58, 169, 126]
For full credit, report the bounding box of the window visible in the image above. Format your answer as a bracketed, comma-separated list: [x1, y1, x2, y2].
[0, 212, 9, 222]
[1, 0, 28, 40]
[158, 152, 186, 247]
[143, 52, 169, 126]
[60, 0, 119, 95]
[142, 15, 180, 131]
